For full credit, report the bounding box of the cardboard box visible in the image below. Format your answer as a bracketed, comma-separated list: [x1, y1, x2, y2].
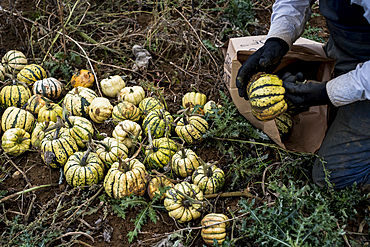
[223, 36, 335, 153]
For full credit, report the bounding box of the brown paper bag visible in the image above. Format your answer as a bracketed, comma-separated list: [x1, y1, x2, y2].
[223, 36, 335, 153]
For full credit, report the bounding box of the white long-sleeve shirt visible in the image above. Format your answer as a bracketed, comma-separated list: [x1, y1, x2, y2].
[267, 0, 370, 107]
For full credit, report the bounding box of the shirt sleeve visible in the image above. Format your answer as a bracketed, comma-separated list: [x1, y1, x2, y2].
[326, 61, 370, 106]
[267, 0, 313, 48]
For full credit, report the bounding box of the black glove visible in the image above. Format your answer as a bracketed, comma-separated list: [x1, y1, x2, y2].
[283, 77, 330, 107]
[236, 37, 289, 99]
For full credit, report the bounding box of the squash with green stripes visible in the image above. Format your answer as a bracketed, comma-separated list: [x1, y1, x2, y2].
[41, 127, 79, 168]
[103, 158, 148, 198]
[164, 181, 204, 223]
[247, 74, 287, 121]
[142, 109, 173, 139]
[17, 64, 47, 85]
[0, 81, 32, 108]
[182, 92, 207, 109]
[138, 97, 164, 116]
[33, 77, 64, 100]
[275, 113, 293, 140]
[2, 128, 31, 156]
[175, 115, 208, 144]
[147, 176, 174, 200]
[172, 148, 200, 178]
[38, 103, 63, 122]
[95, 137, 129, 166]
[64, 115, 94, 148]
[145, 137, 178, 170]
[0, 64, 5, 81]
[192, 161, 225, 195]
[112, 101, 141, 123]
[1, 106, 35, 133]
[64, 148, 105, 187]
[26, 94, 49, 114]
[63, 87, 98, 117]
[31, 121, 55, 148]
[201, 214, 230, 246]
[2, 50, 28, 74]
[112, 120, 142, 148]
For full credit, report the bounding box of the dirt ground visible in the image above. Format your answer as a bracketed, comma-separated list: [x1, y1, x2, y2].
[0, 0, 336, 246]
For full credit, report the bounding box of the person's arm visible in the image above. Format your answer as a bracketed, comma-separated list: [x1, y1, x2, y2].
[267, 0, 315, 48]
[327, 61, 370, 106]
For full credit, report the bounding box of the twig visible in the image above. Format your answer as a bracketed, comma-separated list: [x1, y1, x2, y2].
[0, 184, 59, 204]
[4, 153, 32, 187]
[261, 162, 281, 196]
[337, 221, 351, 247]
[48, 231, 94, 246]
[204, 190, 262, 201]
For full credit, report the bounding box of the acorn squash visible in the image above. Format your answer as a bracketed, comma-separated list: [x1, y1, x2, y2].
[0, 81, 32, 108]
[2, 50, 27, 74]
[2, 128, 31, 156]
[33, 77, 64, 100]
[172, 148, 200, 178]
[63, 87, 98, 117]
[17, 64, 47, 85]
[1, 106, 35, 133]
[95, 137, 129, 166]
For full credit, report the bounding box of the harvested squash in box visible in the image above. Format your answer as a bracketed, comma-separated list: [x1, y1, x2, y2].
[247, 74, 287, 121]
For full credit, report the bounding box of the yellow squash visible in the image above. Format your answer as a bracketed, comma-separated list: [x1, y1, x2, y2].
[38, 103, 63, 123]
[64, 115, 94, 148]
[201, 213, 230, 246]
[112, 120, 142, 148]
[104, 158, 148, 198]
[164, 181, 204, 223]
[70, 69, 94, 88]
[172, 148, 200, 178]
[147, 176, 174, 200]
[95, 137, 129, 166]
[31, 121, 55, 148]
[63, 87, 98, 117]
[2, 128, 31, 156]
[138, 97, 164, 116]
[182, 92, 207, 109]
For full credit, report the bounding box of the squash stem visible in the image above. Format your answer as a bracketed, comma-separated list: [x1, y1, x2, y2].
[74, 87, 79, 95]
[129, 130, 141, 156]
[200, 158, 213, 178]
[117, 157, 130, 173]
[62, 103, 73, 128]
[80, 146, 91, 167]
[95, 140, 110, 152]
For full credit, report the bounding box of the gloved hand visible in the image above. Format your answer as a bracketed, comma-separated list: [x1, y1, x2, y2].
[236, 37, 289, 99]
[283, 75, 330, 107]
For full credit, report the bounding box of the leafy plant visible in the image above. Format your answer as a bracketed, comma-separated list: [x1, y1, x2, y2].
[43, 51, 82, 82]
[302, 24, 326, 43]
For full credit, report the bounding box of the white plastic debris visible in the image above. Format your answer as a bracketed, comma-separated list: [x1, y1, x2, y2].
[132, 45, 152, 71]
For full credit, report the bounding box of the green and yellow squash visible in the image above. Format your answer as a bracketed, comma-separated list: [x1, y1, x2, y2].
[182, 92, 207, 109]
[0, 64, 6, 81]
[112, 120, 142, 148]
[33, 77, 64, 100]
[164, 181, 204, 223]
[104, 158, 148, 198]
[275, 113, 293, 140]
[145, 137, 178, 170]
[64, 115, 94, 148]
[95, 137, 129, 166]
[17, 64, 47, 85]
[142, 109, 174, 139]
[175, 115, 208, 144]
[31, 121, 55, 148]
[26, 94, 49, 114]
[119, 85, 145, 106]
[192, 161, 225, 195]
[172, 148, 200, 178]
[112, 101, 141, 123]
[2, 50, 28, 74]
[0, 81, 32, 108]
[38, 102, 63, 123]
[247, 74, 287, 121]
[201, 214, 230, 246]
[138, 97, 164, 116]
[2, 128, 31, 156]
[1, 106, 35, 133]
[64, 148, 105, 187]
[63, 87, 98, 117]
[41, 127, 79, 168]
[147, 176, 174, 200]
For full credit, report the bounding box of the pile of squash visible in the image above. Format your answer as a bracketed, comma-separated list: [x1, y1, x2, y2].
[0, 50, 230, 245]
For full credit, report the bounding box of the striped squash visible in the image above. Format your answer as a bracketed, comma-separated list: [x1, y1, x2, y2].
[26, 94, 49, 114]
[247, 74, 287, 121]
[147, 176, 174, 200]
[142, 109, 174, 139]
[95, 137, 129, 166]
[31, 121, 55, 148]
[145, 137, 178, 170]
[17, 64, 47, 85]
[2, 128, 31, 156]
[192, 162, 225, 195]
[182, 92, 207, 109]
[275, 113, 293, 139]
[0, 81, 32, 108]
[138, 97, 164, 116]
[112, 120, 142, 149]
[38, 103, 63, 122]
[103, 158, 148, 198]
[172, 148, 200, 178]
[63, 87, 98, 117]
[112, 101, 141, 123]
[119, 86, 145, 106]
[0, 64, 5, 81]
[33, 77, 64, 99]
[175, 116, 209, 144]
[201, 214, 230, 246]
[2, 50, 28, 74]
[41, 127, 79, 168]
[1, 106, 35, 133]
[64, 149, 105, 187]
[64, 116, 94, 148]
[164, 181, 203, 223]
